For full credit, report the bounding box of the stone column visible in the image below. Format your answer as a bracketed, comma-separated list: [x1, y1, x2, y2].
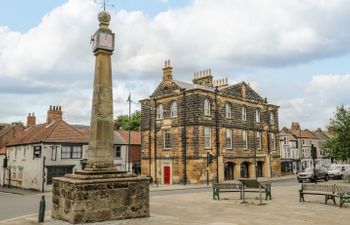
[234, 162, 241, 179]
[85, 11, 115, 171]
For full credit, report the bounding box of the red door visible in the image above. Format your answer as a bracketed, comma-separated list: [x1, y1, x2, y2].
[164, 166, 171, 185]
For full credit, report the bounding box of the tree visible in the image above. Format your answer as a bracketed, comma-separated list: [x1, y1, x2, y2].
[114, 110, 141, 131]
[323, 105, 350, 162]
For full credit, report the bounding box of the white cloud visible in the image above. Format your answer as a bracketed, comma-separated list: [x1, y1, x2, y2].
[1, 0, 350, 124]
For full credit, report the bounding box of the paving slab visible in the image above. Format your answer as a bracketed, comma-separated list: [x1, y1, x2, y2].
[2, 181, 349, 225]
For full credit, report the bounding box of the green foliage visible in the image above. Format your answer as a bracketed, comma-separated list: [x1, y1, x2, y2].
[323, 105, 350, 161]
[114, 110, 141, 131]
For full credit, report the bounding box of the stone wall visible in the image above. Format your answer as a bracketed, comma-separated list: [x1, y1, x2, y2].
[52, 176, 150, 224]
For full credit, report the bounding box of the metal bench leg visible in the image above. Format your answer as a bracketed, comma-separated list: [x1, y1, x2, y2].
[325, 195, 336, 205]
[299, 190, 304, 202]
[340, 195, 343, 208]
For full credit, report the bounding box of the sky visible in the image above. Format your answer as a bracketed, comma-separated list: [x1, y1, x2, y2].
[0, 0, 350, 130]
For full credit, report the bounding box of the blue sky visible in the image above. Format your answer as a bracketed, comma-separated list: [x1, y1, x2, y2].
[0, 0, 350, 130]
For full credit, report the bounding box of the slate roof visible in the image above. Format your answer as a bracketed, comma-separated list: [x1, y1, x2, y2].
[312, 129, 329, 141]
[116, 130, 141, 145]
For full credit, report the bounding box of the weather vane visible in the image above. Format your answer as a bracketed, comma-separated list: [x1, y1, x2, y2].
[94, 0, 115, 11]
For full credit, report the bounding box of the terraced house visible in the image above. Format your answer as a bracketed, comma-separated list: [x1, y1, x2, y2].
[140, 60, 281, 185]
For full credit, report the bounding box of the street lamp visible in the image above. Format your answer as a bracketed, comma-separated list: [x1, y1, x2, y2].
[127, 93, 132, 173]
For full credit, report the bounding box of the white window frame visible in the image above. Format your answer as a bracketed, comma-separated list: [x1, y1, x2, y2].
[51, 146, 57, 161]
[115, 146, 122, 158]
[204, 127, 211, 149]
[157, 104, 164, 120]
[225, 103, 232, 118]
[242, 130, 248, 149]
[270, 111, 275, 124]
[242, 106, 247, 121]
[271, 133, 276, 151]
[204, 99, 211, 116]
[163, 129, 171, 149]
[61, 145, 82, 159]
[170, 101, 177, 118]
[255, 109, 260, 123]
[257, 131, 262, 149]
[226, 129, 233, 149]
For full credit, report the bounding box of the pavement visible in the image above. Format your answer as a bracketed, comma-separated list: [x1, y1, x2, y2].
[5, 175, 350, 225]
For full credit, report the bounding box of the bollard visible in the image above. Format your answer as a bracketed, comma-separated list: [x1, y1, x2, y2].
[38, 195, 46, 222]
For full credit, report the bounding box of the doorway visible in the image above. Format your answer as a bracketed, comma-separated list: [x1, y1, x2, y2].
[257, 161, 263, 177]
[240, 162, 249, 178]
[224, 162, 234, 181]
[163, 166, 171, 185]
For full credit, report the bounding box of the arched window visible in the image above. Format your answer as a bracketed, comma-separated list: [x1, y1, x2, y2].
[157, 104, 164, 120]
[204, 99, 211, 116]
[225, 103, 232, 118]
[170, 101, 177, 118]
[242, 106, 247, 121]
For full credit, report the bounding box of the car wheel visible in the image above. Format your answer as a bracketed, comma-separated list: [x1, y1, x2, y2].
[325, 175, 329, 181]
[298, 178, 302, 183]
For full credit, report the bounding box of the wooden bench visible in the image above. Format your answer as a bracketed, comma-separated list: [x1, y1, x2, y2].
[239, 178, 272, 205]
[299, 184, 350, 208]
[212, 182, 242, 200]
[212, 179, 272, 204]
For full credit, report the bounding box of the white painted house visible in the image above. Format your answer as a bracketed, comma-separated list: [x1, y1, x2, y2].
[3, 106, 128, 191]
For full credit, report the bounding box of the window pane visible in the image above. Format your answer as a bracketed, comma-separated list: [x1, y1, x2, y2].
[157, 104, 164, 119]
[115, 146, 121, 158]
[61, 146, 71, 159]
[242, 130, 248, 149]
[51, 146, 57, 161]
[171, 102, 177, 118]
[270, 112, 275, 123]
[205, 127, 211, 148]
[226, 129, 232, 149]
[256, 109, 260, 123]
[257, 131, 262, 149]
[164, 129, 171, 149]
[242, 106, 246, 121]
[204, 99, 210, 115]
[225, 104, 231, 118]
[72, 146, 82, 159]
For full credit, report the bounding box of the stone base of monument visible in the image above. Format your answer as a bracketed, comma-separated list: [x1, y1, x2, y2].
[52, 172, 150, 224]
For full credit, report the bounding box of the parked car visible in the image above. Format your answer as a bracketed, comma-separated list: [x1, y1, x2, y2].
[328, 164, 345, 179]
[297, 167, 329, 183]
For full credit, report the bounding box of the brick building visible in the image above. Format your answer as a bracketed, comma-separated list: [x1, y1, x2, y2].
[117, 130, 142, 175]
[140, 61, 281, 185]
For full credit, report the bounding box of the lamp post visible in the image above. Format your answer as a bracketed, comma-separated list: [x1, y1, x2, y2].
[127, 93, 132, 173]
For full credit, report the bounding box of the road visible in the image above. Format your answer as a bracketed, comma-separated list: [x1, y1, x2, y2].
[0, 178, 298, 221]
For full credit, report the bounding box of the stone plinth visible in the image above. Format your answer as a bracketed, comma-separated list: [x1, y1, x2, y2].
[52, 175, 150, 224]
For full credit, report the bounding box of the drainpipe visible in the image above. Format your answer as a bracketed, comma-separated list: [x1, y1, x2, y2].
[215, 87, 220, 183]
[148, 103, 152, 178]
[153, 99, 158, 186]
[253, 119, 257, 178]
[267, 126, 272, 178]
[41, 156, 46, 193]
[182, 89, 187, 185]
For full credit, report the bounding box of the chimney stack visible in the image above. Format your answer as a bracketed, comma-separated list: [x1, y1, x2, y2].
[47, 105, 63, 124]
[291, 122, 301, 132]
[26, 113, 36, 127]
[162, 59, 173, 82]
